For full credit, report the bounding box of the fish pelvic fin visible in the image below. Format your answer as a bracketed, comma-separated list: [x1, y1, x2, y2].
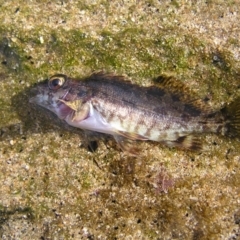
[221, 97, 240, 138]
[115, 130, 148, 141]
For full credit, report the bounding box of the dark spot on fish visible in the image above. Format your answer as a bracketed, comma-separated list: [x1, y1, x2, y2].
[172, 94, 180, 102]
[77, 90, 87, 98]
[183, 104, 202, 117]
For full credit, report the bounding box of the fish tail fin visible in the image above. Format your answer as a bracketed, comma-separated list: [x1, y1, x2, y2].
[221, 97, 240, 138]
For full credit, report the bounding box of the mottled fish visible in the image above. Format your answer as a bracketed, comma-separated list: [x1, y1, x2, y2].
[30, 72, 240, 154]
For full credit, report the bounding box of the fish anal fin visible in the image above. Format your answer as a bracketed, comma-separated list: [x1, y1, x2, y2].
[153, 75, 211, 114]
[165, 135, 202, 151]
[115, 130, 148, 141]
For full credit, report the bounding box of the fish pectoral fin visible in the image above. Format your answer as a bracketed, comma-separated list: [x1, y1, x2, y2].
[60, 99, 90, 122]
[72, 104, 90, 121]
[165, 135, 202, 151]
[115, 130, 148, 141]
[114, 135, 140, 156]
[59, 99, 83, 111]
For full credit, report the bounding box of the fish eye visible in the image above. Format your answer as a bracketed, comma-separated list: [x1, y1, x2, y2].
[48, 75, 66, 90]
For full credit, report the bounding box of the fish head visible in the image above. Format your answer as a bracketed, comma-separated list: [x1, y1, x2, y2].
[30, 74, 81, 119]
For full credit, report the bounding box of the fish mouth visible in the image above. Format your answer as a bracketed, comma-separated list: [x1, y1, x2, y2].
[29, 79, 54, 108]
[29, 88, 41, 104]
[29, 86, 47, 105]
[29, 79, 49, 102]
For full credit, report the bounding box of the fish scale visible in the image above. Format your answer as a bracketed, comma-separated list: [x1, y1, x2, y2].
[30, 71, 240, 153]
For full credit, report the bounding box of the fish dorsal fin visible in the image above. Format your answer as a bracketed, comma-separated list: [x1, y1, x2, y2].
[153, 75, 211, 114]
[89, 71, 132, 84]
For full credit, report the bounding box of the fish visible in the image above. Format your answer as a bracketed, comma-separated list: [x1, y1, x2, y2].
[30, 71, 240, 154]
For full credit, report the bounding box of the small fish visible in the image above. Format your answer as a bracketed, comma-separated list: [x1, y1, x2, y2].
[30, 72, 240, 154]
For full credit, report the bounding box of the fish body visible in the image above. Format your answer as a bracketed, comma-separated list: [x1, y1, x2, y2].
[30, 72, 240, 153]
